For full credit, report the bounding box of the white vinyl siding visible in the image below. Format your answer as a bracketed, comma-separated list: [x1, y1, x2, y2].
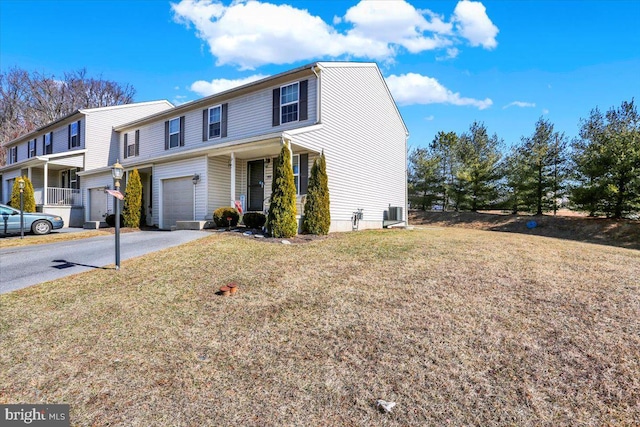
[291, 64, 407, 231]
[207, 156, 231, 213]
[153, 157, 207, 227]
[119, 78, 316, 163]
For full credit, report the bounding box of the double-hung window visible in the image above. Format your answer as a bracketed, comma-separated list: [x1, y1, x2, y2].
[9, 146, 17, 164]
[292, 154, 300, 194]
[208, 105, 221, 139]
[169, 118, 180, 148]
[43, 132, 52, 154]
[280, 82, 299, 124]
[70, 122, 80, 148]
[28, 139, 37, 158]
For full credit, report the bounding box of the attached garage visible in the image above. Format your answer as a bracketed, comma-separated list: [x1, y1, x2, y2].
[89, 188, 108, 221]
[162, 177, 193, 229]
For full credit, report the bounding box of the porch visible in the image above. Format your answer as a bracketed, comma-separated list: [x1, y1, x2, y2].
[34, 187, 82, 207]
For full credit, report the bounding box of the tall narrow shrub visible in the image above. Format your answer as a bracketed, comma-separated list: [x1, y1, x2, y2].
[302, 152, 330, 234]
[267, 142, 298, 238]
[122, 169, 142, 228]
[10, 176, 36, 212]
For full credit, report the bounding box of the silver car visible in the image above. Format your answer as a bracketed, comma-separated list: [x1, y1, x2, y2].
[0, 203, 64, 235]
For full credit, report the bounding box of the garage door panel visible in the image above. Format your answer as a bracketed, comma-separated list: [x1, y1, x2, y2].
[90, 189, 108, 221]
[162, 177, 193, 229]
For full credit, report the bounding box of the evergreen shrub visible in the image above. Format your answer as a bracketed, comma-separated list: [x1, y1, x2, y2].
[242, 212, 266, 229]
[213, 207, 240, 227]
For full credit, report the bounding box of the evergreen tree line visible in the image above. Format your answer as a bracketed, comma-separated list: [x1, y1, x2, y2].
[409, 99, 639, 219]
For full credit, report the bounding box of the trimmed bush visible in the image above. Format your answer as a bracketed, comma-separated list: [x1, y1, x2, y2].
[213, 206, 240, 227]
[267, 142, 298, 238]
[105, 214, 124, 227]
[302, 152, 330, 235]
[10, 176, 36, 212]
[122, 169, 142, 228]
[242, 212, 266, 229]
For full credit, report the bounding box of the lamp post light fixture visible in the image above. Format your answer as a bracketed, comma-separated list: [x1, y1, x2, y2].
[17, 177, 25, 239]
[111, 160, 124, 270]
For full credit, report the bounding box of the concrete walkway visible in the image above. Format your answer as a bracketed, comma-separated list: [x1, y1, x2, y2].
[0, 230, 210, 294]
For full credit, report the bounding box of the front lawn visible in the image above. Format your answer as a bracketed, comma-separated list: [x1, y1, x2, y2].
[1, 228, 638, 426]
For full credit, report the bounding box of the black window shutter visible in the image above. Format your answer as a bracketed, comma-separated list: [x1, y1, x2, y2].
[202, 109, 208, 141]
[221, 103, 228, 138]
[179, 116, 186, 146]
[68, 124, 71, 149]
[49, 132, 53, 153]
[299, 80, 308, 121]
[123, 133, 128, 159]
[300, 153, 309, 194]
[164, 120, 169, 150]
[135, 130, 140, 156]
[77, 120, 81, 146]
[272, 88, 280, 127]
[42, 135, 45, 154]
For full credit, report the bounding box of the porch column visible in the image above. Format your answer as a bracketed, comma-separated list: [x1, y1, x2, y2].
[27, 167, 32, 181]
[43, 162, 48, 206]
[230, 152, 236, 206]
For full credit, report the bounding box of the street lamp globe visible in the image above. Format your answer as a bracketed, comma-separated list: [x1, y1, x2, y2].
[17, 177, 25, 190]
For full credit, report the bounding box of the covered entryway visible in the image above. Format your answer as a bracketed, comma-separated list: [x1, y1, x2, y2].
[247, 160, 264, 211]
[162, 177, 193, 229]
[89, 188, 108, 221]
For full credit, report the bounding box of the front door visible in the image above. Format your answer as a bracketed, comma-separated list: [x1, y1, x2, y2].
[247, 160, 264, 212]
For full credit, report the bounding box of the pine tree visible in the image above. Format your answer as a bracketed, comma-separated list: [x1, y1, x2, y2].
[10, 176, 36, 212]
[122, 169, 142, 228]
[302, 151, 330, 234]
[267, 142, 298, 237]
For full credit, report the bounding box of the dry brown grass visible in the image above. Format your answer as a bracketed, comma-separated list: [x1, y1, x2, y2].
[1, 229, 638, 426]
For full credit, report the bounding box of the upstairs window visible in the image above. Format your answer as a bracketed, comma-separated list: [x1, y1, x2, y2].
[280, 82, 299, 124]
[28, 139, 37, 158]
[165, 116, 185, 150]
[272, 80, 307, 127]
[209, 105, 221, 139]
[69, 120, 81, 148]
[43, 132, 52, 154]
[169, 118, 180, 148]
[9, 146, 17, 164]
[124, 130, 140, 158]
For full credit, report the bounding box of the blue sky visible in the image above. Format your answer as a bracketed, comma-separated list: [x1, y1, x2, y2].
[1, 0, 639, 151]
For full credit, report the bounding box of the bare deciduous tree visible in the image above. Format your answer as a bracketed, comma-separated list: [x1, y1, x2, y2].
[0, 67, 135, 165]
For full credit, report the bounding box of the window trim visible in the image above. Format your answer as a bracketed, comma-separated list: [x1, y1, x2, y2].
[28, 139, 37, 158]
[168, 117, 181, 149]
[43, 132, 52, 155]
[292, 154, 300, 195]
[70, 121, 81, 148]
[9, 146, 17, 164]
[280, 82, 300, 124]
[208, 104, 222, 140]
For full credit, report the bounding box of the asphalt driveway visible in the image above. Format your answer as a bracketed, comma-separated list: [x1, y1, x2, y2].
[0, 230, 210, 294]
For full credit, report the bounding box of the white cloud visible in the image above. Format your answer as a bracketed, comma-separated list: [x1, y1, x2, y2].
[437, 47, 460, 61]
[453, 0, 498, 49]
[189, 74, 268, 96]
[503, 101, 536, 109]
[424, 115, 435, 121]
[542, 108, 550, 115]
[171, 0, 499, 69]
[385, 73, 492, 109]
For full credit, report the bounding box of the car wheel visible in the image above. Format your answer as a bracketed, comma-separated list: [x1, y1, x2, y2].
[32, 220, 52, 235]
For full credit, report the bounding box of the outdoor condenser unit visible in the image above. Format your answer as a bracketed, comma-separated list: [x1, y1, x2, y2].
[388, 206, 403, 222]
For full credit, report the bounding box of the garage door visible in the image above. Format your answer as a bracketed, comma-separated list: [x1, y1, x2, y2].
[162, 177, 193, 229]
[90, 188, 108, 221]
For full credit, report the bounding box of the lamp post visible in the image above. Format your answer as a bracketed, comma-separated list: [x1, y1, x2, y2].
[17, 178, 25, 239]
[111, 160, 124, 270]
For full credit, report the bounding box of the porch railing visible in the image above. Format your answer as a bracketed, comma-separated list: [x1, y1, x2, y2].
[34, 187, 82, 206]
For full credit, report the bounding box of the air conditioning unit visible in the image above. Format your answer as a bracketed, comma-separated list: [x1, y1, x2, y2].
[388, 206, 403, 221]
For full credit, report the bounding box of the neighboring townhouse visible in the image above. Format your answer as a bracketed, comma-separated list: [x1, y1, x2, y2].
[0, 101, 174, 226]
[81, 62, 408, 232]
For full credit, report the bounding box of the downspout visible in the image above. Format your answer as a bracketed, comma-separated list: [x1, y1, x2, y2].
[311, 65, 321, 124]
[405, 132, 410, 226]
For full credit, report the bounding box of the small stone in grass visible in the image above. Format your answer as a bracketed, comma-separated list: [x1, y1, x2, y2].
[376, 399, 396, 413]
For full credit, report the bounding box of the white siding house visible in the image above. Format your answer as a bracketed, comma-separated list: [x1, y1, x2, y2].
[4, 62, 408, 232]
[0, 101, 173, 227]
